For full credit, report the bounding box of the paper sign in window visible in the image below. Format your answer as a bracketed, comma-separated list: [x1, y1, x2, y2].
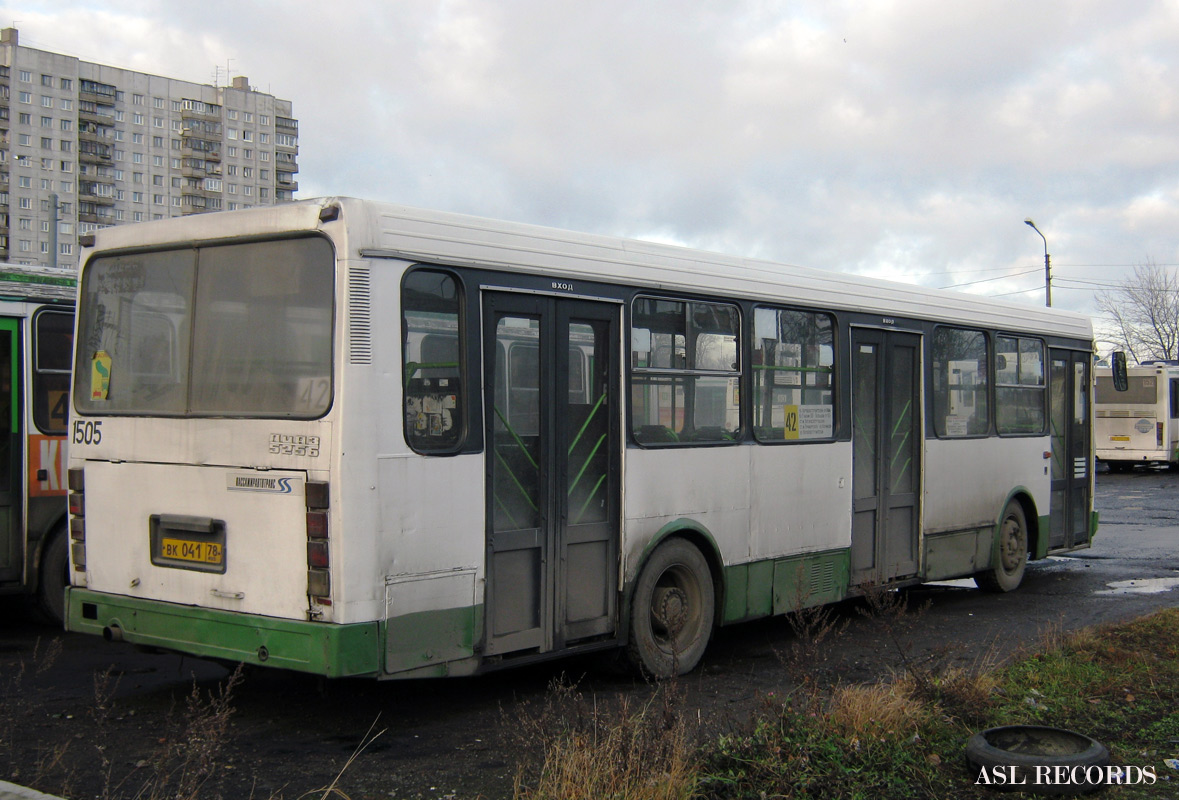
[91, 351, 112, 400]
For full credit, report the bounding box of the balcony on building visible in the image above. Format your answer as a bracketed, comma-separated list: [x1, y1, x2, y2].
[181, 99, 222, 122]
[181, 157, 208, 178]
[79, 80, 117, 101]
[79, 147, 113, 165]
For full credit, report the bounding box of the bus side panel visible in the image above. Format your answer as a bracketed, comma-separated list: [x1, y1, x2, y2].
[749, 442, 851, 558]
[376, 454, 485, 675]
[624, 444, 854, 622]
[923, 436, 1049, 578]
[623, 447, 752, 585]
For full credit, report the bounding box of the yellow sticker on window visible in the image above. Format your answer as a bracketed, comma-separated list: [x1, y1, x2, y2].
[91, 351, 111, 400]
[783, 404, 800, 440]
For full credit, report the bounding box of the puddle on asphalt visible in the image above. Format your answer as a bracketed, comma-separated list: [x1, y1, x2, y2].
[924, 578, 976, 589]
[1095, 576, 1179, 596]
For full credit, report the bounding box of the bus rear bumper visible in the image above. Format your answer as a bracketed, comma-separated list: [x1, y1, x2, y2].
[65, 588, 381, 678]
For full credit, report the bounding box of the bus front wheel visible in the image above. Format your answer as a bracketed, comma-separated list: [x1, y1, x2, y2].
[627, 538, 715, 678]
[975, 501, 1028, 593]
[37, 528, 69, 626]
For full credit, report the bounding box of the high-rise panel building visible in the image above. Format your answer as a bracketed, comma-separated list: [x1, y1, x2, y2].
[0, 27, 299, 270]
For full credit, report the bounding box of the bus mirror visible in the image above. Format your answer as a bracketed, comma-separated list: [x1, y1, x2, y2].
[1111, 351, 1129, 392]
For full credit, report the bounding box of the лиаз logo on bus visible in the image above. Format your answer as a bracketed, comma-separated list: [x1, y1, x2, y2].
[226, 473, 303, 494]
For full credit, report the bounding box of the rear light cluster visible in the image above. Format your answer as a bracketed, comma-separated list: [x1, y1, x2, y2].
[306, 481, 330, 605]
[68, 467, 86, 571]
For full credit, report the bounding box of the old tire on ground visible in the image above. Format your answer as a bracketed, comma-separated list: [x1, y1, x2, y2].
[627, 538, 715, 679]
[965, 725, 1109, 795]
[37, 528, 69, 627]
[975, 500, 1028, 593]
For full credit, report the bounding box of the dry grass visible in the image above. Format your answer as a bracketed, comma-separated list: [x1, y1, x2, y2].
[825, 682, 926, 741]
[511, 678, 700, 800]
[116, 664, 244, 800]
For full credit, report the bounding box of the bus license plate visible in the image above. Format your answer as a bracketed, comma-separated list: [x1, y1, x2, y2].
[1109, 435, 1131, 442]
[160, 537, 224, 566]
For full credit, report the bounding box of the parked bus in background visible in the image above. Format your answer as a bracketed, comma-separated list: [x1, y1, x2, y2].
[0, 264, 75, 623]
[64, 198, 1095, 679]
[1095, 361, 1179, 471]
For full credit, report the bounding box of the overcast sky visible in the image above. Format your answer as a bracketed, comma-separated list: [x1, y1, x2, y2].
[6, 1, 1179, 339]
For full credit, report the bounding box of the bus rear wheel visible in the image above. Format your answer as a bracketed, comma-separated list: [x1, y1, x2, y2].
[975, 501, 1028, 593]
[37, 529, 69, 626]
[627, 538, 715, 678]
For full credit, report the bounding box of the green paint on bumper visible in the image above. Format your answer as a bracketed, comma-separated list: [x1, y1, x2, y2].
[66, 588, 380, 678]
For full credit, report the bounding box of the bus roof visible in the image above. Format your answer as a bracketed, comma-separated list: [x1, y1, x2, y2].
[83, 197, 1093, 342]
[0, 263, 77, 303]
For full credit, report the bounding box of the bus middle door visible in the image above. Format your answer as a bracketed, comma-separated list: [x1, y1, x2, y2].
[850, 327, 922, 585]
[482, 292, 621, 658]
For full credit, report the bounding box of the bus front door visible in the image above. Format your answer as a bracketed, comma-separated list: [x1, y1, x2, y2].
[0, 320, 19, 585]
[851, 328, 922, 585]
[1049, 349, 1091, 549]
[482, 293, 621, 657]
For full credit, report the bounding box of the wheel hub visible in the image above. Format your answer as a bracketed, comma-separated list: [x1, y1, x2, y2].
[651, 586, 688, 635]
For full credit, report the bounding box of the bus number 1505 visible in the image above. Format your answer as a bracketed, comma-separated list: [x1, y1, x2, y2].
[73, 420, 103, 445]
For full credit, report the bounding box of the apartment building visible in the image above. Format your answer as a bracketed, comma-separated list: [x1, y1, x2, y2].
[0, 27, 299, 270]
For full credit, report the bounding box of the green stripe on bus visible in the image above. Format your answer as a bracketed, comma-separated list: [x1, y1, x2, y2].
[65, 588, 381, 678]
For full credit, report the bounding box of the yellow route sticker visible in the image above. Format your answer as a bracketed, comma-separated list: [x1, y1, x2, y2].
[91, 350, 112, 400]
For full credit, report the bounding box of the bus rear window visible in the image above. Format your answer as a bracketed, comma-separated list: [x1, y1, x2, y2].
[1095, 374, 1157, 405]
[74, 236, 334, 418]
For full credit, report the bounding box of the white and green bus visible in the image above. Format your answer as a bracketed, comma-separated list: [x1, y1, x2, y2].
[65, 198, 1095, 678]
[0, 264, 75, 623]
[1094, 361, 1179, 470]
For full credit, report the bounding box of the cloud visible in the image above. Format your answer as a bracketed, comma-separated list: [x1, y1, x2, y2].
[6, 0, 1179, 319]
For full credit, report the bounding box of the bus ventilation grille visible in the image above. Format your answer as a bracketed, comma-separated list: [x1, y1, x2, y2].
[810, 560, 835, 595]
[348, 265, 373, 365]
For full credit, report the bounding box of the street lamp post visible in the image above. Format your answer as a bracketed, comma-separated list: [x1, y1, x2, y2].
[1024, 218, 1051, 307]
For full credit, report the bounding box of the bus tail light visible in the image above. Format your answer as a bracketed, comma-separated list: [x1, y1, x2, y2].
[1159, 422, 1165, 448]
[306, 482, 330, 605]
[68, 467, 86, 571]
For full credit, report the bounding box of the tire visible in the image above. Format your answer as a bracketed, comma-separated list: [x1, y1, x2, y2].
[965, 725, 1109, 795]
[37, 528, 69, 627]
[975, 500, 1028, 593]
[1107, 461, 1132, 473]
[627, 538, 715, 679]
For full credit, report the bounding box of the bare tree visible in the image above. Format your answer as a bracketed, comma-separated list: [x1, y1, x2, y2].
[1096, 262, 1179, 363]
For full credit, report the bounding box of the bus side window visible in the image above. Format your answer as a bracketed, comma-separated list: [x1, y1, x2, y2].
[630, 297, 741, 445]
[751, 307, 836, 442]
[931, 327, 989, 438]
[996, 336, 1046, 435]
[33, 310, 74, 434]
[402, 270, 464, 452]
